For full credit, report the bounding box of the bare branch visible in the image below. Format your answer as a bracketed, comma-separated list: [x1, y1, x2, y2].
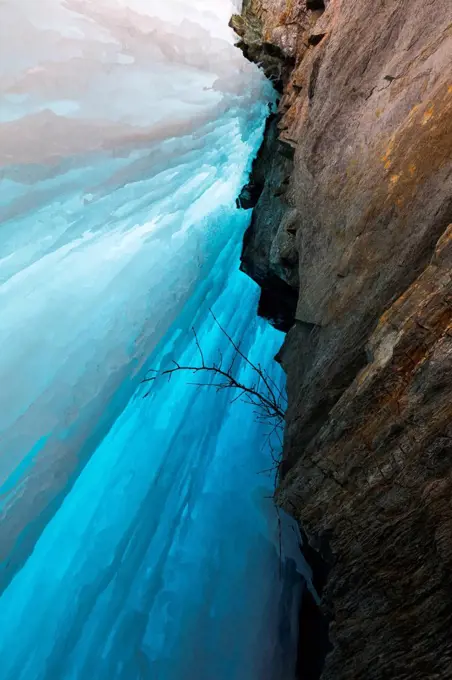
[144, 362, 285, 421]
[192, 327, 205, 367]
[209, 308, 283, 410]
[143, 317, 287, 427]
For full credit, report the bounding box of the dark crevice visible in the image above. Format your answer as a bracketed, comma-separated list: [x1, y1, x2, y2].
[236, 182, 264, 210]
[295, 527, 333, 679]
[278, 139, 296, 160]
[308, 33, 326, 46]
[307, 0, 325, 10]
[309, 57, 322, 99]
[296, 588, 332, 680]
[262, 41, 286, 60]
[257, 278, 298, 332]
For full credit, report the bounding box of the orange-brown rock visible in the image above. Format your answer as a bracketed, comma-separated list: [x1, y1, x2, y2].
[234, 0, 452, 677]
[280, 224, 452, 678]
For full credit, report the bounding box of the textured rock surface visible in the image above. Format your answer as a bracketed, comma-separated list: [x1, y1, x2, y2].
[230, 0, 309, 89]
[234, 0, 452, 678]
[240, 113, 299, 330]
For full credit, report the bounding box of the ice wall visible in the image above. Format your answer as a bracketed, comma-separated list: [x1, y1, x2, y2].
[0, 1, 307, 678]
[0, 0, 272, 584]
[0, 236, 307, 680]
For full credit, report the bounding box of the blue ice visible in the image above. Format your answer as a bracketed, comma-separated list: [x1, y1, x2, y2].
[0, 1, 308, 678]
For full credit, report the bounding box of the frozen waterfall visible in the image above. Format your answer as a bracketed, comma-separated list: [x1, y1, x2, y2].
[0, 1, 308, 678]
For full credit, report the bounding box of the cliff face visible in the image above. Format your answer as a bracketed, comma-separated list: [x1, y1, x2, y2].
[233, 0, 452, 678]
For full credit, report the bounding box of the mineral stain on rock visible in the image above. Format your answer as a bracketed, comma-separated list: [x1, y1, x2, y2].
[233, 0, 452, 677]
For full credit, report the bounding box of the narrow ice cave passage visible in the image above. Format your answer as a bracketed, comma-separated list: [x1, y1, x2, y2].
[0, 1, 308, 678]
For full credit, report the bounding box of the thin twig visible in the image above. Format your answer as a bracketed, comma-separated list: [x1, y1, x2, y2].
[144, 364, 285, 419]
[192, 328, 205, 367]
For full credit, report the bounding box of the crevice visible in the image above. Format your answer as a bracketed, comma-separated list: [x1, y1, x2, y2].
[295, 526, 333, 680]
[236, 181, 264, 210]
[309, 57, 322, 100]
[257, 278, 299, 332]
[296, 587, 332, 680]
[308, 33, 326, 46]
[306, 0, 325, 11]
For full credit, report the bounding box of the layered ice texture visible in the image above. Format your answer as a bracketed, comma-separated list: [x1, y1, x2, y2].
[0, 2, 307, 678]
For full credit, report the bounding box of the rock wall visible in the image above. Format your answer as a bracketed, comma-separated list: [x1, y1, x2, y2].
[233, 0, 452, 678]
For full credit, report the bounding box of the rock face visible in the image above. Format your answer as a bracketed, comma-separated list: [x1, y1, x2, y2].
[240, 114, 299, 331]
[234, 0, 452, 678]
[230, 0, 309, 90]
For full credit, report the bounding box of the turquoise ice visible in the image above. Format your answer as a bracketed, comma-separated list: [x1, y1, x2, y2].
[0, 2, 308, 677]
